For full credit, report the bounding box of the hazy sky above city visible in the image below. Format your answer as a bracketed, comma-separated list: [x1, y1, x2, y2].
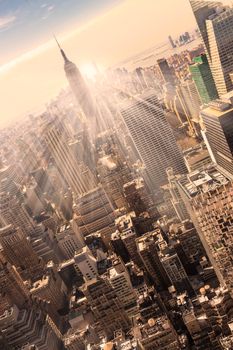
[0, 0, 202, 127]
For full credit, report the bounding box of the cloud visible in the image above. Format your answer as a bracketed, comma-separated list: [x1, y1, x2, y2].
[0, 15, 16, 30]
[47, 5, 54, 12]
[41, 3, 47, 8]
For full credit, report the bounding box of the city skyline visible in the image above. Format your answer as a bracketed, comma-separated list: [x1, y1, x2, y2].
[2, 0, 233, 348]
[0, 0, 199, 128]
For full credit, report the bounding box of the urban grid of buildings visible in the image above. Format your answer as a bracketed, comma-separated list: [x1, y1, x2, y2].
[2, 0, 233, 349]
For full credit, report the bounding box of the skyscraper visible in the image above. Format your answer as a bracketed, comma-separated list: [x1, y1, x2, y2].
[176, 165, 233, 291]
[55, 37, 107, 135]
[0, 261, 30, 309]
[0, 225, 44, 280]
[120, 90, 187, 189]
[0, 304, 63, 349]
[55, 37, 97, 122]
[0, 192, 34, 234]
[189, 54, 218, 104]
[41, 118, 96, 196]
[82, 276, 130, 339]
[157, 58, 176, 85]
[200, 93, 233, 177]
[189, 0, 233, 96]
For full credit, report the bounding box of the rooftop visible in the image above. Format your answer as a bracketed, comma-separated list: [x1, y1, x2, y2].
[178, 166, 229, 198]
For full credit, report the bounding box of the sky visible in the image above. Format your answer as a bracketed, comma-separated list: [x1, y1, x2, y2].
[0, 0, 200, 128]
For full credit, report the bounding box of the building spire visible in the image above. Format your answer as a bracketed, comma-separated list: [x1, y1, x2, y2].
[53, 34, 69, 63]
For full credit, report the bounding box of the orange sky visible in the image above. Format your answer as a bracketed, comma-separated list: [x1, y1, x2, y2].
[0, 0, 197, 128]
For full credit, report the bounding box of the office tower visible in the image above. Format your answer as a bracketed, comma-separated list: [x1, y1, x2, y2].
[110, 232, 130, 264]
[176, 79, 201, 125]
[107, 257, 137, 316]
[177, 166, 233, 291]
[17, 138, 40, 174]
[0, 192, 34, 234]
[116, 213, 143, 267]
[0, 304, 63, 349]
[120, 90, 187, 189]
[41, 118, 96, 196]
[97, 154, 132, 209]
[30, 224, 60, 263]
[74, 246, 98, 281]
[55, 38, 97, 120]
[0, 225, 44, 280]
[157, 58, 176, 85]
[137, 288, 166, 321]
[183, 310, 222, 350]
[0, 261, 30, 309]
[135, 315, 180, 350]
[160, 250, 194, 296]
[30, 271, 67, 313]
[136, 231, 171, 290]
[73, 186, 115, 243]
[55, 38, 107, 134]
[123, 177, 158, 217]
[31, 167, 55, 197]
[168, 35, 176, 48]
[135, 67, 148, 89]
[166, 167, 190, 221]
[170, 221, 206, 268]
[189, 0, 233, 96]
[198, 286, 233, 336]
[200, 94, 233, 177]
[0, 163, 24, 197]
[189, 54, 218, 104]
[56, 222, 85, 259]
[24, 183, 46, 216]
[82, 276, 130, 339]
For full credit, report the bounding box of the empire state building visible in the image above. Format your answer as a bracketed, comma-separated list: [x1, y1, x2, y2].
[55, 37, 98, 122]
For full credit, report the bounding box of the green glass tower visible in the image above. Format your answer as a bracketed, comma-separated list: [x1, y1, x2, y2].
[189, 54, 218, 104]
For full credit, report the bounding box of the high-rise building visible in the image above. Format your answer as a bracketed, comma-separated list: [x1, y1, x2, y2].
[176, 166, 233, 291]
[189, 54, 218, 104]
[30, 271, 67, 313]
[41, 118, 96, 196]
[0, 192, 34, 234]
[166, 167, 191, 222]
[0, 261, 30, 310]
[136, 230, 171, 290]
[0, 225, 44, 280]
[56, 222, 85, 259]
[120, 90, 187, 189]
[189, 0, 233, 96]
[123, 177, 158, 217]
[0, 304, 63, 349]
[55, 38, 97, 122]
[176, 79, 201, 127]
[157, 58, 176, 85]
[183, 309, 222, 350]
[55, 38, 109, 134]
[107, 257, 137, 316]
[73, 185, 115, 245]
[134, 315, 181, 350]
[168, 35, 176, 49]
[97, 154, 132, 210]
[74, 246, 98, 281]
[82, 276, 130, 339]
[160, 250, 194, 296]
[200, 93, 233, 177]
